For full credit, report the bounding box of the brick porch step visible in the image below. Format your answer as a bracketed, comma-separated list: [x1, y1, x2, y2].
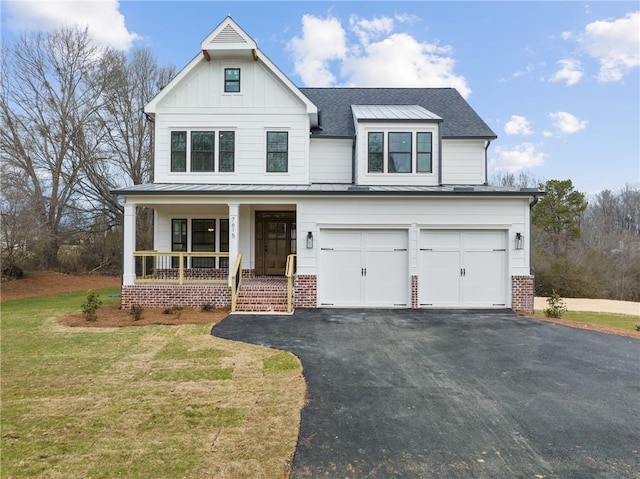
[235, 277, 289, 313]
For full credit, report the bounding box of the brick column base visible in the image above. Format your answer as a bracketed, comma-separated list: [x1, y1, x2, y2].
[411, 275, 418, 308]
[511, 275, 534, 313]
[294, 274, 317, 308]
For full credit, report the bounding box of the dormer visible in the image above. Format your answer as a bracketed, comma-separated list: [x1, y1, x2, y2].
[352, 104, 443, 186]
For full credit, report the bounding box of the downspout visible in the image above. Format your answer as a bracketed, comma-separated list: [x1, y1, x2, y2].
[484, 140, 492, 185]
[438, 131, 443, 185]
[528, 194, 540, 276]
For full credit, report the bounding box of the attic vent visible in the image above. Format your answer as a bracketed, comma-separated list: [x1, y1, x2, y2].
[211, 25, 247, 44]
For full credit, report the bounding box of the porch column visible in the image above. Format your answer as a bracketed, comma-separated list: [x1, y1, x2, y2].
[122, 201, 137, 286]
[228, 202, 240, 286]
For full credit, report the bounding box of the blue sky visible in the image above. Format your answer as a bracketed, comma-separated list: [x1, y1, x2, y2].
[2, 1, 639, 194]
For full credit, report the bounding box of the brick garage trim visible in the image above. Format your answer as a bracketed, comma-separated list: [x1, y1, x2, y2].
[122, 284, 230, 309]
[294, 274, 317, 308]
[411, 275, 418, 309]
[512, 275, 534, 313]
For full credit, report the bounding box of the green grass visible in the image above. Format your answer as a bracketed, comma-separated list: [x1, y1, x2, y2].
[264, 350, 300, 374]
[1, 288, 305, 479]
[535, 309, 640, 331]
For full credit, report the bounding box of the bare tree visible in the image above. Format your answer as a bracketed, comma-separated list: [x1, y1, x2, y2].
[0, 26, 112, 268]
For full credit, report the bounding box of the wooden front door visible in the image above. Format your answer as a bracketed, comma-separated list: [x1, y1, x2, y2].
[255, 212, 296, 275]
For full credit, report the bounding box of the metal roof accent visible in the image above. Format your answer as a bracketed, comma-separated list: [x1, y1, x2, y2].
[351, 104, 442, 121]
[112, 183, 543, 197]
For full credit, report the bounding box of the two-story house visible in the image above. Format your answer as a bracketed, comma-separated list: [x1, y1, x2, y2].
[113, 17, 542, 313]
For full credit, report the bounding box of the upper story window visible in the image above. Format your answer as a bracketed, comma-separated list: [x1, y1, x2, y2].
[224, 68, 240, 92]
[191, 132, 215, 172]
[170, 130, 235, 173]
[367, 131, 433, 174]
[388, 132, 412, 173]
[266, 131, 288, 172]
[171, 131, 187, 172]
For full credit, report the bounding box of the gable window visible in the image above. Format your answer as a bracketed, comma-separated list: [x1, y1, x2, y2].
[388, 132, 412, 173]
[416, 132, 432, 173]
[191, 131, 215, 172]
[171, 131, 187, 172]
[219, 131, 235, 172]
[191, 219, 216, 268]
[266, 131, 288, 172]
[224, 68, 240, 92]
[368, 132, 383, 173]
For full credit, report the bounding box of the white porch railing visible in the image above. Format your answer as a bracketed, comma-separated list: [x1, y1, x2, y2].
[230, 254, 243, 313]
[133, 251, 230, 285]
[285, 254, 296, 313]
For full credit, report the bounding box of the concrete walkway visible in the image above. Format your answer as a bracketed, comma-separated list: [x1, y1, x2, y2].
[534, 297, 640, 315]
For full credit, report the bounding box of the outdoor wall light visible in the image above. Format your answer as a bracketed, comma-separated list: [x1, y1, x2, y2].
[306, 231, 314, 249]
[515, 232, 524, 250]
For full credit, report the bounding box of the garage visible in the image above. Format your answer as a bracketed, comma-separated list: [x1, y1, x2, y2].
[419, 230, 507, 308]
[319, 229, 409, 307]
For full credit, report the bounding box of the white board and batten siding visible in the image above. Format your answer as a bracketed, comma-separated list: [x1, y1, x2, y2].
[440, 139, 487, 185]
[153, 57, 311, 185]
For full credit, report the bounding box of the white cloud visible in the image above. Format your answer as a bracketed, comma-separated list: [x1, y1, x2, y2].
[578, 11, 640, 82]
[288, 14, 347, 87]
[288, 13, 471, 97]
[549, 111, 588, 135]
[4, 0, 139, 50]
[504, 115, 533, 136]
[550, 58, 583, 86]
[489, 143, 546, 173]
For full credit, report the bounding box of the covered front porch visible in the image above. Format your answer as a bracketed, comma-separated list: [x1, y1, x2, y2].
[120, 197, 298, 313]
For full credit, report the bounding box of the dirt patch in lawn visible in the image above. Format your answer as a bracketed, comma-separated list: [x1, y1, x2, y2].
[61, 303, 229, 328]
[1, 271, 121, 301]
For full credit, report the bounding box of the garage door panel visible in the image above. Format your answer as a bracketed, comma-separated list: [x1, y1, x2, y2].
[366, 250, 408, 306]
[420, 251, 461, 306]
[319, 229, 408, 307]
[419, 230, 507, 308]
[319, 250, 362, 306]
[464, 250, 506, 305]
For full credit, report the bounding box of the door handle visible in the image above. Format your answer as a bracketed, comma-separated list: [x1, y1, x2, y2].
[460, 268, 466, 277]
[361, 268, 367, 277]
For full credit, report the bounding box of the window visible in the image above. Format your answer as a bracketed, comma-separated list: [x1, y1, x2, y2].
[191, 219, 216, 268]
[171, 131, 187, 172]
[224, 68, 240, 92]
[171, 219, 187, 268]
[388, 132, 412, 173]
[368, 132, 383, 173]
[219, 219, 229, 268]
[219, 131, 235, 172]
[266, 131, 288, 172]
[416, 132, 432, 173]
[191, 131, 215, 172]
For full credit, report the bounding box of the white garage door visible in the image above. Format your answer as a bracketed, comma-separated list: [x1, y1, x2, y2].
[419, 230, 507, 308]
[319, 229, 409, 307]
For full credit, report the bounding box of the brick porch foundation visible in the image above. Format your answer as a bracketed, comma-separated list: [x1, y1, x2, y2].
[121, 284, 230, 309]
[511, 275, 535, 313]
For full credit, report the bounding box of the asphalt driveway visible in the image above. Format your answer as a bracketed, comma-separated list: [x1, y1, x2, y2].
[213, 309, 640, 478]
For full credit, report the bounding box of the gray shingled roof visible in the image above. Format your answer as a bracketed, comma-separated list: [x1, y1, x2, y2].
[300, 88, 497, 139]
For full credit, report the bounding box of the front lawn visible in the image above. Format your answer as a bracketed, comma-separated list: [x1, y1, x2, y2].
[1, 289, 305, 478]
[535, 309, 639, 332]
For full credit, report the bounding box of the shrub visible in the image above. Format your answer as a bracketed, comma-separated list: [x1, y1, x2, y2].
[201, 303, 215, 312]
[544, 290, 567, 318]
[635, 324, 640, 332]
[81, 290, 102, 321]
[129, 304, 144, 321]
[170, 306, 183, 318]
